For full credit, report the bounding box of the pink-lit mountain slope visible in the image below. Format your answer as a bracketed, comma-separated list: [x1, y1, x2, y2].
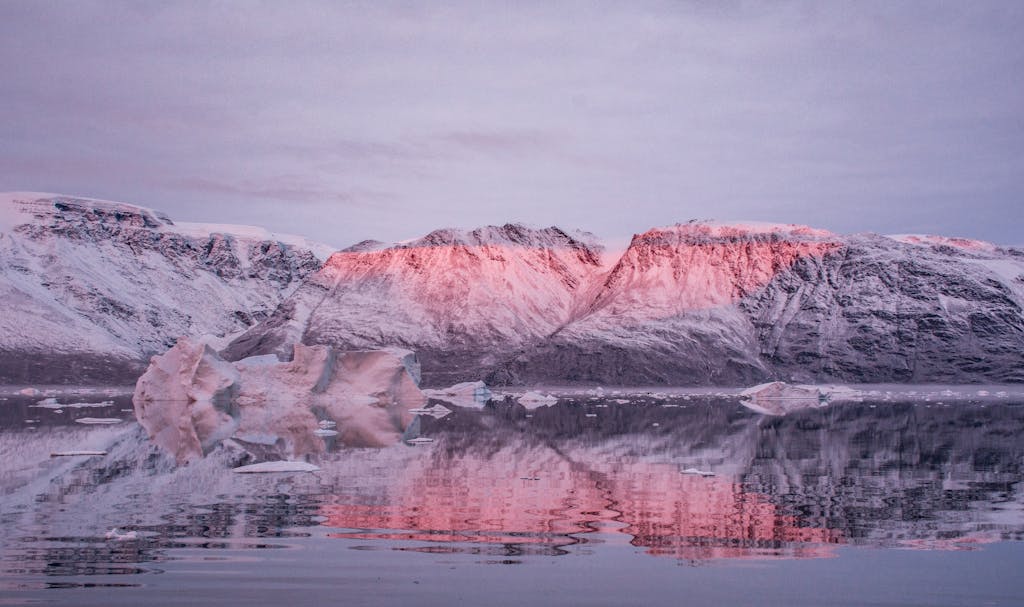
[0, 193, 331, 384]
[223, 224, 605, 383]
[227, 221, 1024, 386]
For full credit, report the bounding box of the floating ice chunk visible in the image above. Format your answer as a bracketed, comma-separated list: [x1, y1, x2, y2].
[614, 399, 630, 404]
[51, 450, 107, 457]
[313, 429, 339, 437]
[33, 399, 114, 409]
[740, 382, 826, 416]
[517, 391, 558, 409]
[584, 413, 598, 418]
[317, 420, 337, 429]
[105, 528, 137, 541]
[74, 417, 122, 425]
[422, 381, 492, 408]
[232, 461, 320, 473]
[681, 468, 715, 477]
[406, 437, 434, 445]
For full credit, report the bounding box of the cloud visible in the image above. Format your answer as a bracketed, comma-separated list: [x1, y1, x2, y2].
[0, 1, 1021, 245]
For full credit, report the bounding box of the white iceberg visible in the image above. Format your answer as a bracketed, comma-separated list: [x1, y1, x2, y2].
[517, 391, 558, 409]
[739, 381, 826, 416]
[133, 337, 426, 464]
[74, 417, 122, 425]
[422, 381, 492, 408]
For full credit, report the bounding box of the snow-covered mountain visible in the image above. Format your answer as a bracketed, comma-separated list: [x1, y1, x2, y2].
[223, 224, 605, 385]
[0, 193, 331, 384]
[3, 191, 1022, 386]
[228, 220, 1024, 386]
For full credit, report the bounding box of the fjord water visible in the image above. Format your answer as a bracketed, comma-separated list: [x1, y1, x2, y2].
[1, 392, 1023, 606]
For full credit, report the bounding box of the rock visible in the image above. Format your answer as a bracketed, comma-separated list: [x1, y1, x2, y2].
[133, 337, 426, 464]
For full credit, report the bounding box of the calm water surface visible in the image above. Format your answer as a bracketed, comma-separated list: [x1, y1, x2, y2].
[1, 391, 1023, 606]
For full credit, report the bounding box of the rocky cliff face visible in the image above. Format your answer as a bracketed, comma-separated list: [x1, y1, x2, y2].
[229, 221, 1024, 386]
[0, 193, 330, 384]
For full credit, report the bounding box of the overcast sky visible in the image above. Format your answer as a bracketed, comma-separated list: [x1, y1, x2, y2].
[1, 1, 1021, 247]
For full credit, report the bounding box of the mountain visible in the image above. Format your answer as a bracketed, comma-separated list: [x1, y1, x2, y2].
[3, 191, 1022, 386]
[222, 224, 605, 385]
[227, 221, 1024, 386]
[0, 193, 331, 384]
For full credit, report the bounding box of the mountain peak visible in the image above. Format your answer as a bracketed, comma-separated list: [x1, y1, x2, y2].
[0, 192, 173, 233]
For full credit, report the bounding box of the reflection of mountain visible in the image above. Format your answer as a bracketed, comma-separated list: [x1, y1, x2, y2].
[1, 400, 1022, 576]
[315, 400, 1024, 560]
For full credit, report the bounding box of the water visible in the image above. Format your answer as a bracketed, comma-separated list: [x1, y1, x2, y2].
[1, 391, 1023, 606]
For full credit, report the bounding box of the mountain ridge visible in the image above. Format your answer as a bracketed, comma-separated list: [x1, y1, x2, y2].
[2, 192, 1022, 386]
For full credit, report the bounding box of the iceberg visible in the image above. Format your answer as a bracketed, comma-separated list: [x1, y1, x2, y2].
[517, 391, 558, 409]
[739, 382, 826, 416]
[133, 337, 426, 464]
[422, 381, 492, 408]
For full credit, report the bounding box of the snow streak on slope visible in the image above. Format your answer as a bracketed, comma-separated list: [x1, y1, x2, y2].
[0, 193, 331, 383]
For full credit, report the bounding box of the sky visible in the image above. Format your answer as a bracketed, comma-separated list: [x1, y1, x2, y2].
[1, 1, 1022, 248]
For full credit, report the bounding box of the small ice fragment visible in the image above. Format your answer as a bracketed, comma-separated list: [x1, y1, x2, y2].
[317, 420, 337, 429]
[681, 468, 715, 477]
[34, 399, 114, 409]
[651, 423, 660, 427]
[313, 428, 339, 437]
[585, 413, 597, 418]
[74, 417, 122, 425]
[232, 461, 320, 474]
[517, 391, 558, 409]
[51, 450, 107, 457]
[105, 528, 137, 541]
[406, 437, 434, 445]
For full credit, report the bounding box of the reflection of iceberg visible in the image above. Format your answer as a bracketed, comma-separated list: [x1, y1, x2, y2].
[740, 382, 826, 416]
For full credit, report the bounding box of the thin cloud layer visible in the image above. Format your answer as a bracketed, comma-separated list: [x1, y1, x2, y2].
[1, 1, 1021, 246]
